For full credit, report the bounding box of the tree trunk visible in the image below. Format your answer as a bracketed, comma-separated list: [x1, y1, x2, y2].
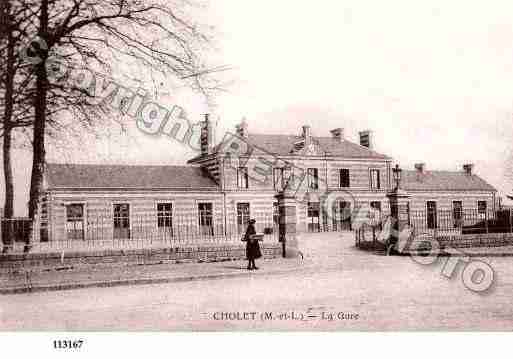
[2, 1, 15, 253]
[3, 129, 14, 220]
[3, 25, 15, 219]
[26, 0, 49, 252]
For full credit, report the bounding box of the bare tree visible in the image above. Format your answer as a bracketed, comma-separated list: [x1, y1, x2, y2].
[18, 0, 224, 251]
[1, 1, 37, 218]
[1, 2, 17, 221]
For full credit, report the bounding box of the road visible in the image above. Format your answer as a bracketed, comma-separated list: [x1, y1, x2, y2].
[2, 241, 513, 330]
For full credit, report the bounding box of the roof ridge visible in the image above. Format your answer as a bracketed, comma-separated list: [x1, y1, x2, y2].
[402, 169, 497, 192]
[239, 132, 391, 159]
[46, 164, 219, 190]
[47, 163, 196, 168]
[405, 169, 486, 176]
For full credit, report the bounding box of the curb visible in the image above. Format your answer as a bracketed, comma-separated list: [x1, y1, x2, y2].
[399, 252, 513, 257]
[0, 266, 305, 295]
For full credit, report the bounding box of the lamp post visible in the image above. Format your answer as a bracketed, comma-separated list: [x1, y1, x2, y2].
[392, 164, 402, 191]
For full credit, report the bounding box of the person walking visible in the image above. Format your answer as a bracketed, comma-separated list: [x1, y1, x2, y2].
[242, 219, 262, 270]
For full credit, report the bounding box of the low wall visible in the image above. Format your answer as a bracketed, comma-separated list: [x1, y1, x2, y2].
[436, 233, 513, 249]
[402, 233, 513, 255]
[0, 244, 282, 273]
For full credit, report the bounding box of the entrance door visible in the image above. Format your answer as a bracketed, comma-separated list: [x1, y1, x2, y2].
[340, 201, 352, 230]
[113, 203, 130, 239]
[237, 203, 250, 234]
[333, 201, 353, 231]
[427, 201, 437, 229]
[198, 202, 214, 236]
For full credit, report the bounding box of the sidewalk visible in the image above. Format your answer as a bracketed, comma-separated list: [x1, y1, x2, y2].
[0, 257, 305, 295]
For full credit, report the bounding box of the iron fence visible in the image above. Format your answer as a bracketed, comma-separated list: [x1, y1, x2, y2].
[410, 208, 512, 236]
[0, 213, 278, 254]
[355, 208, 513, 250]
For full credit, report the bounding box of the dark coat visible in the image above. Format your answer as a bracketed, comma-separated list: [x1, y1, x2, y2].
[243, 223, 262, 260]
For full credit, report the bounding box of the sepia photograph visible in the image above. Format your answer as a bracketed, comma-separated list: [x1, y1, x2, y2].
[1, 0, 513, 352]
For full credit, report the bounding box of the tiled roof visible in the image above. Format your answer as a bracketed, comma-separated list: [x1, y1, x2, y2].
[46, 163, 219, 190]
[196, 133, 391, 160]
[402, 170, 497, 192]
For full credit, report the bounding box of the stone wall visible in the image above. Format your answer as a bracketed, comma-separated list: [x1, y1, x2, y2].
[0, 243, 282, 273]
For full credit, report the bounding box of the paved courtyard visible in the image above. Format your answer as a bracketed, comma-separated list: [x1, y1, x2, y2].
[1, 232, 512, 330]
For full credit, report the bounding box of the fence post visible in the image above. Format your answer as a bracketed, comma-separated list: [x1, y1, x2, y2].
[386, 186, 411, 255]
[32, 215, 40, 252]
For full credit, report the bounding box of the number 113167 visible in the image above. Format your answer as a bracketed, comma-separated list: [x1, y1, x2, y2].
[53, 339, 84, 349]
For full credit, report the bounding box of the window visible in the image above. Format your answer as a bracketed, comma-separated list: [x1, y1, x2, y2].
[113, 204, 129, 228]
[66, 203, 84, 240]
[66, 203, 83, 222]
[307, 202, 320, 232]
[237, 167, 249, 189]
[307, 202, 320, 218]
[453, 201, 463, 228]
[427, 201, 437, 229]
[339, 169, 350, 188]
[273, 168, 283, 190]
[370, 169, 381, 190]
[369, 201, 382, 224]
[283, 167, 293, 187]
[157, 203, 173, 228]
[370, 201, 381, 211]
[198, 202, 213, 235]
[307, 168, 319, 190]
[237, 203, 250, 233]
[113, 203, 130, 239]
[66, 203, 84, 222]
[478, 201, 487, 215]
[333, 201, 352, 231]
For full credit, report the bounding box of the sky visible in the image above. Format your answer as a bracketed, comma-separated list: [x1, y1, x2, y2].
[3, 0, 513, 215]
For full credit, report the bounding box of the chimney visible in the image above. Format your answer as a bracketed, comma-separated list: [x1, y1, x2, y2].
[330, 128, 344, 142]
[359, 130, 373, 149]
[236, 117, 248, 138]
[200, 114, 212, 155]
[302, 125, 311, 147]
[414, 163, 426, 174]
[463, 163, 474, 176]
